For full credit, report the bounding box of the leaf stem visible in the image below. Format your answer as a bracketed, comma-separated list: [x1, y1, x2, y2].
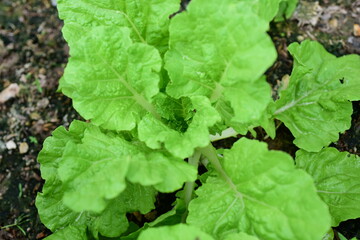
[181, 150, 201, 223]
[133, 94, 161, 120]
[210, 127, 238, 142]
[199, 144, 241, 197]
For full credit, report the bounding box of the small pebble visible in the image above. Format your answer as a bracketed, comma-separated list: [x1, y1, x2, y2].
[6, 140, 17, 150]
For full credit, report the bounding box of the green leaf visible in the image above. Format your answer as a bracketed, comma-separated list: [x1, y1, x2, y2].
[215, 76, 273, 133]
[275, 0, 299, 21]
[57, 0, 179, 53]
[187, 138, 331, 240]
[37, 178, 156, 239]
[126, 151, 197, 192]
[296, 148, 360, 226]
[60, 26, 162, 131]
[138, 96, 221, 158]
[44, 225, 87, 240]
[165, 0, 276, 124]
[36, 121, 157, 238]
[56, 123, 195, 212]
[138, 224, 215, 240]
[239, 0, 285, 22]
[274, 40, 360, 151]
[37, 120, 88, 182]
[223, 232, 260, 240]
[58, 127, 131, 212]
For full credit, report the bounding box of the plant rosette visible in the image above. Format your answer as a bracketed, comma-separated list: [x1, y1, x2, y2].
[36, 0, 360, 239]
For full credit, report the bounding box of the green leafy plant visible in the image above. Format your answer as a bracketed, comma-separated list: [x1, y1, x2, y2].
[36, 0, 360, 239]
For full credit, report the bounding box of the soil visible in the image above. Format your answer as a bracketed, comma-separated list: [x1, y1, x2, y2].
[0, 0, 359, 239]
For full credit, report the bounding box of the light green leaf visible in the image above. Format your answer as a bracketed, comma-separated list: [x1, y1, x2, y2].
[215, 76, 273, 132]
[127, 152, 197, 192]
[88, 183, 156, 237]
[60, 26, 161, 131]
[138, 96, 221, 158]
[36, 121, 157, 238]
[44, 225, 87, 240]
[239, 0, 285, 22]
[275, 0, 298, 21]
[274, 40, 360, 151]
[138, 224, 215, 240]
[58, 0, 179, 53]
[187, 138, 331, 240]
[37, 120, 88, 182]
[37, 178, 156, 239]
[296, 148, 360, 226]
[223, 232, 260, 240]
[56, 123, 194, 212]
[165, 0, 276, 124]
[58, 126, 131, 212]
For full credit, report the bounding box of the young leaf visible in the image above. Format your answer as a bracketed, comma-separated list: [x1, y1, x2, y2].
[138, 224, 215, 240]
[187, 138, 331, 240]
[138, 96, 221, 158]
[274, 40, 360, 151]
[165, 0, 276, 124]
[57, 0, 179, 53]
[296, 148, 360, 226]
[60, 26, 162, 131]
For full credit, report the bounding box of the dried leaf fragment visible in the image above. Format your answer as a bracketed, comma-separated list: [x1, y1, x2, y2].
[0, 83, 20, 104]
[354, 24, 360, 37]
[19, 142, 29, 154]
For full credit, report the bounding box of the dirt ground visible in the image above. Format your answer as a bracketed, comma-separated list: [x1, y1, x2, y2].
[0, 0, 359, 239]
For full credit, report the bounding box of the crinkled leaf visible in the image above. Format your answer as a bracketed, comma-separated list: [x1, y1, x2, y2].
[138, 224, 215, 240]
[58, 0, 178, 53]
[274, 40, 360, 151]
[37, 178, 156, 239]
[37, 120, 88, 181]
[165, 0, 276, 123]
[57, 123, 194, 212]
[296, 148, 360, 226]
[187, 138, 331, 240]
[37, 121, 157, 238]
[60, 26, 161, 131]
[152, 93, 194, 132]
[138, 96, 221, 158]
[58, 127, 131, 212]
